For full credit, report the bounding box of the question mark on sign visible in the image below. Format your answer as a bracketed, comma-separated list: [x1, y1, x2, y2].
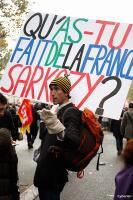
[95, 76, 122, 116]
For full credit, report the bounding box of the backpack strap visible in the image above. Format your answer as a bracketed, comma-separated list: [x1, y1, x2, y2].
[96, 143, 105, 171]
[62, 106, 80, 124]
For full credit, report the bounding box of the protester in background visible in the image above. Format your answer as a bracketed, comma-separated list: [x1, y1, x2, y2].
[26, 104, 40, 149]
[101, 117, 110, 131]
[121, 102, 133, 140]
[110, 118, 123, 155]
[9, 104, 22, 141]
[0, 93, 16, 141]
[34, 75, 81, 200]
[114, 139, 133, 200]
[110, 110, 124, 155]
[0, 128, 20, 200]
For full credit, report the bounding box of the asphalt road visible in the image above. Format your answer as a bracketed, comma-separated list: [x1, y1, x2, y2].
[16, 134, 40, 193]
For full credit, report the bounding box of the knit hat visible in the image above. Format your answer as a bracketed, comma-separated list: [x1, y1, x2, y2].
[49, 75, 71, 94]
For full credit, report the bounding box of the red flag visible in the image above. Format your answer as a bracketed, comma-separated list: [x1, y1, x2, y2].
[18, 99, 33, 134]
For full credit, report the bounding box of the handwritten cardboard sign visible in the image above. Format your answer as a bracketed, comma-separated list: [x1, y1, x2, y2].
[0, 13, 133, 119]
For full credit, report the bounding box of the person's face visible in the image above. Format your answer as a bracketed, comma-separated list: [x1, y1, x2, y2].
[0, 103, 6, 117]
[50, 85, 69, 105]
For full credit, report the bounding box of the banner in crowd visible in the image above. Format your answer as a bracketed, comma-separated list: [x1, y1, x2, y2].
[18, 99, 33, 134]
[0, 12, 133, 119]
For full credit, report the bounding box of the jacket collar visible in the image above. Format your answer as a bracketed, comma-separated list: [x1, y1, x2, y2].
[57, 102, 74, 116]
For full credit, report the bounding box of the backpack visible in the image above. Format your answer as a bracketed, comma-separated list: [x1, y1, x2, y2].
[63, 107, 104, 173]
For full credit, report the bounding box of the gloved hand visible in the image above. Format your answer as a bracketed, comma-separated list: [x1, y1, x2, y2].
[38, 108, 65, 134]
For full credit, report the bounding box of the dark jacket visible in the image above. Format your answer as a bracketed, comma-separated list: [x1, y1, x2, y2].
[34, 103, 81, 192]
[0, 147, 19, 200]
[114, 165, 133, 200]
[121, 108, 133, 139]
[0, 110, 16, 140]
[110, 119, 122, 137]
[110, 110, 124, 138]
[30, 107, 40, 136]
[9, 108, 22, 140]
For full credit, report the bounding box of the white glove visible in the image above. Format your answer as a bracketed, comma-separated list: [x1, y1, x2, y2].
[38, 108, 65, 134]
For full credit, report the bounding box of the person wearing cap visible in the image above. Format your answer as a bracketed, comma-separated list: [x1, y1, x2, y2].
[34, 75, 81, 200]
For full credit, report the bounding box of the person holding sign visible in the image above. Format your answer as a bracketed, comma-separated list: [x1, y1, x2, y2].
[34, 75, 81, 200]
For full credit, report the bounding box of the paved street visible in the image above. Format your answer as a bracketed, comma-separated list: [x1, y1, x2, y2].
[16, 134, 40, 193]
[16, 131, 125, 200]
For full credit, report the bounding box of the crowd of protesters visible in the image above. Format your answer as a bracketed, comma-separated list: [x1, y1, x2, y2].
[0, 76, 133, 200]
[0, 92, 54, 199]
